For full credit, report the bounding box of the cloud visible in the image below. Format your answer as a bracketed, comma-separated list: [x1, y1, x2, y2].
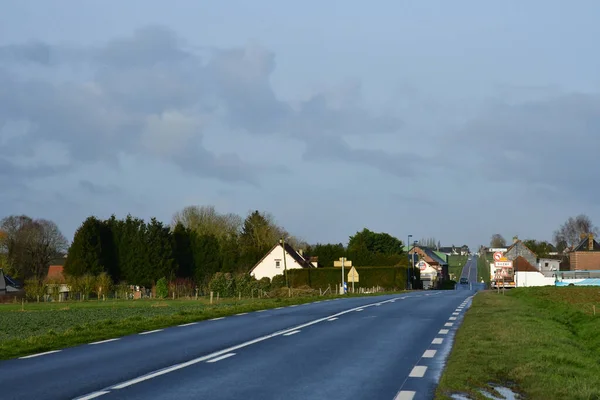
[447, 93, 600, 203]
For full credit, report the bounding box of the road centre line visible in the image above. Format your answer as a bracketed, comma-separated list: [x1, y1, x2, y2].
[102, 296, 399, 391]
[283, 330, 300, 336]
[327, 317, 338, 321]
[73, 391, 110, 400]
[206, 353, 236, 363]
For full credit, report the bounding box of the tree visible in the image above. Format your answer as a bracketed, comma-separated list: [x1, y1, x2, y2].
[172, 223, 195, 278]
[171, 205, 242, 242]
[65, 216, 107, 276]
[239, 210, 284, 268]
[192, 234, 221, 284]
[418, 237, 437, 248]
[490, 234, 506, 248]
[553, 214, 599, 250]
[0, 215, 68, 279]
[306, 243, 345, 267]
[144, 217, 176, 285]
[522, 239, 556, 258]
[347, 228, 405, 266]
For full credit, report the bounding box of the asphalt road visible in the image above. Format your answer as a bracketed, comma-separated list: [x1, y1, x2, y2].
[0, 291, 475, 400]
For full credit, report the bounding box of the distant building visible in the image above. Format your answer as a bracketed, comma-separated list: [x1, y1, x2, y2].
[249, 242, 317, 280]
[505, 236, 538, 268]
[570, 234, 600, 270]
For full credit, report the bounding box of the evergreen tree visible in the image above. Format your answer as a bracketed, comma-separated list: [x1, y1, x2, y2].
[65, 216, 106, 276]
[192, 234, 221, 284]
[172, 222, 194, 278]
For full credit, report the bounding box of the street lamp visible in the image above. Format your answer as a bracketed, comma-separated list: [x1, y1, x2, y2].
[407, 234, 412, 290]
[413, 240, 418, 288]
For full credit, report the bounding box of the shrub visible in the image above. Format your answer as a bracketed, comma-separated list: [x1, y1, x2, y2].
[156, 277, 168, 299]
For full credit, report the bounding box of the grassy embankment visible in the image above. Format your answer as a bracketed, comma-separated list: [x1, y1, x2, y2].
[477, 253, 492, 284]
[0, 290, 399, 360]
[436, 287, 600, 400]
[448, 255, 468, 281]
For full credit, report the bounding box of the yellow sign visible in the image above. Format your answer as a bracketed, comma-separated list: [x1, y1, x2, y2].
[347, 266, 359, 283]
[333, 258, 352, 267]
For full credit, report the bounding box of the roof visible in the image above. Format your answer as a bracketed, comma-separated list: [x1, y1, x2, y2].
[47, 265, 65, 280]
[412, 246, 448, 266]
[573, 236, 600, 252]
[506, 240, 538, 257]
[513, 256, 538, 272]
[249, 242, 313, 274]
[433, 251, 448, 262]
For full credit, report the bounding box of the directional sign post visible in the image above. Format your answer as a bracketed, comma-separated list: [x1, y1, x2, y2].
[334, 258, 352, 294]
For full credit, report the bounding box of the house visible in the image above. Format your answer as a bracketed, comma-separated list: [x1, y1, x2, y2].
[409, 245, 449, 281]
[249, 242, 316, 280]
[505, 236, 538, 269]
[438, 246, 459, 256]
[513, 256, 557, 287]
[570, 234, 600, 271]
[0, 268, 22, 295]
[46, 264, 70, 300]
[538, 258, 561, 272]
[413, 259, 439, 290]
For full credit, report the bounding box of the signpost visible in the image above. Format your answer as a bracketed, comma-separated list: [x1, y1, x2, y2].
[334, 257, 351, 294]
[493, 252, 503, 261]
[347, 266, 359, 293]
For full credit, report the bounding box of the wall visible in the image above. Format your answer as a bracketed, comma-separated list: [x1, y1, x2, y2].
[506, 242, 537, 267]
[515, 271, 556, 287]
[250, 247, 308, 280]
[538, 258, 560, 272]
[571, 252, 600, 270]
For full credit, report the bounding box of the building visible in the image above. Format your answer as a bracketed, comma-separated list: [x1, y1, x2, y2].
[249, 242, 317, 280]
[0, 268, 22, 295]
[413, 259, 439, 289]
[570, 234, 600, 270]
[409, 245, 449, 281]
[538, 258, 561, 272]
[505, 236, 537, 268]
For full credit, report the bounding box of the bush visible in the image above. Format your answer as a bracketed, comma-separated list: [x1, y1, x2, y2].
[24, 278, 46, 301]
[156, 277, 168, 299]
[271, 274, 286, 289]
[287, 267, 409, 291]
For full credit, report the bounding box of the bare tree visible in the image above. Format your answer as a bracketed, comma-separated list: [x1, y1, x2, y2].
[490, 234, 506, 247]
[0, 215, 68, 279]
[171, 205, 242, 241]
[553, 214, 599, 250]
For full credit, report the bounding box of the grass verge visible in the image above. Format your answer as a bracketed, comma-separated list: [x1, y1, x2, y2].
[477, 254, 491, 284]
[448, 255, 468, 281]
[435, 287, 600, 400]
[0, 290, 399, 360]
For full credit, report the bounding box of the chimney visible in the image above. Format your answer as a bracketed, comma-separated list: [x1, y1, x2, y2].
[589, 233, 594, 250]
[580, 233, 587, 240]
[297, 249, 303, 257]
[513, 235, 519, 244]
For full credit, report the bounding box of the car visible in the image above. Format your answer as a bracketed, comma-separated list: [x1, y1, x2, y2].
[459, 277, 469, 285]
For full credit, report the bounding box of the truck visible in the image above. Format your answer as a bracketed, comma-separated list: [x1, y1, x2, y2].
[490, 262, 516, 289]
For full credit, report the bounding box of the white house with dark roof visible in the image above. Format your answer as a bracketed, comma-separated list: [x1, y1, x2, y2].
[249, 242, 317, 280]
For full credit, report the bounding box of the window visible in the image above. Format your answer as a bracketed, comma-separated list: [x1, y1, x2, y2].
[545, 262, 549, 267]
[275, 260, 281, 268]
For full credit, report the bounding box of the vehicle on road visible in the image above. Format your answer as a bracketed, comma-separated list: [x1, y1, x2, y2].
[459, 277, 469, 285]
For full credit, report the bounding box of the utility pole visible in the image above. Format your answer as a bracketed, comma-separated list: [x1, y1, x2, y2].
[407, 234, 412, 290]
[281, 238, 289, 288]
[341, 257, 345, 294]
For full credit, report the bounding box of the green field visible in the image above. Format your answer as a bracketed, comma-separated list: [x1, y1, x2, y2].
[436, 287, 600, 400]
[477, 253, 491, 284]
[0, 290, 399, 360]
[448, 255, 468, 281]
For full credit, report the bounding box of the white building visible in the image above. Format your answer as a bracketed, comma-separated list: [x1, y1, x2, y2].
[249, 243, 317, 280]
[416, 260, 438, 290]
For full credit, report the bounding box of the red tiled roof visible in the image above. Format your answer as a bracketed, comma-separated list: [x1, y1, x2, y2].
[513, 256, 538, 272]
[47, 265, 65, 280]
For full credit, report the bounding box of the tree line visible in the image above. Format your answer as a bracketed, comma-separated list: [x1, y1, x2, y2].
[1, 206, 410, 288]
[488, 214, 599, 257]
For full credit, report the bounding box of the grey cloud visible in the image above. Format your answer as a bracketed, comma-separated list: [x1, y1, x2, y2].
[449, 93, 600, 202]
[79, 180, 120, 195]
[0, 42, 52, 65]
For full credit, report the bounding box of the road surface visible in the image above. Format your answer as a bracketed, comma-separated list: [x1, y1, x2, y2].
[0, 291, 475, 400]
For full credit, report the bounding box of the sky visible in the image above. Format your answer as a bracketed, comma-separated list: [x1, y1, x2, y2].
[1, 0, 599, 249]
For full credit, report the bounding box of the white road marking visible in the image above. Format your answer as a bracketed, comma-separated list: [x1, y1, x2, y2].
[452, 312, 459, 315]
[314, 301, 321, 303]
[236, 313, 248, 316]
[445, 322, 453, 327]
[327, 317, 338, 321]
[139, 329, 163, 335]
[394, 390, 416, 400]
[289, 305, 298, 307]
[422, 349, 437, 358]
[409, 365, 427, 377]
[19, 350, 61, 359]
[178, 322, 198, 327]
[89, 338, 120, 345]
[439, 329, 449, 334]
[256, 310, 266, 312]
[105, 296, 399, 391]
[206, 353, 236, 363]
[210, 317, 224, 321]
[432, 338, 444, 344]
[283, 330, 300, 336]
[74, 391, 110, 400]
[355, 308, 364, 312]
[275, 307, 283, 309]
[449, 317, 457, 320]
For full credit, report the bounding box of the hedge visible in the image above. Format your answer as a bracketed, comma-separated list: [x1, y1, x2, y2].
[287, 267, 420, 290]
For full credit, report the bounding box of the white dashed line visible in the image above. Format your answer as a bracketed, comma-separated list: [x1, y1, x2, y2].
[327, 317, 338, 321]
[452, 312, 459, 315]
[210, 317, 225, 321]
[19, 350, 61, 359]
[283, 330, 301, 336]
[409, 365, 427, 377]
[422, 349, 437, 358]
[178, 322, 198, 327]
[449, 317, 457, 320]
[432, 338, 444, 344]
[74, 391, 110, 400]
[139, 329, 163, 335]
[439, 329, 449, 334]
[445, 322, 453, 327]
[206, 353, 236, 363]
[89, 338, 120, 345]
[394, 390, 416, 400]
[236, 313, 248, 316]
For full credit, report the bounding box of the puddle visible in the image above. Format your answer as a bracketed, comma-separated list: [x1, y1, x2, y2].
[451, 385, 521, 400]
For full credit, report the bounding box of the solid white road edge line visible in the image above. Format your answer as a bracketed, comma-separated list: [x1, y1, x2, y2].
[394, 390, 416, 400]
[106, 296, 399, 391]
[206, 353, 236, 363]
[327, 317, 338, 321]
[210, 317, 225, 321]
[19, 350, 61, 359]
[422, 349, 437, 358]
[89, 338, 120, 345]
[409, 365, 427, 378]
[178, 322, 198, 327]
[73, 390, 111, 400]
[283, 330, 300, 336]
[236, 313, 248, 316]
[139, 329, 163, 335]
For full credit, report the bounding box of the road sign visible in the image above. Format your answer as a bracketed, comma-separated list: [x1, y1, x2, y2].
[494, 261, 513, 267]
[493, 252, 503, 261]
[334, 258, 352, 267]
[347, 266, 359, 283]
